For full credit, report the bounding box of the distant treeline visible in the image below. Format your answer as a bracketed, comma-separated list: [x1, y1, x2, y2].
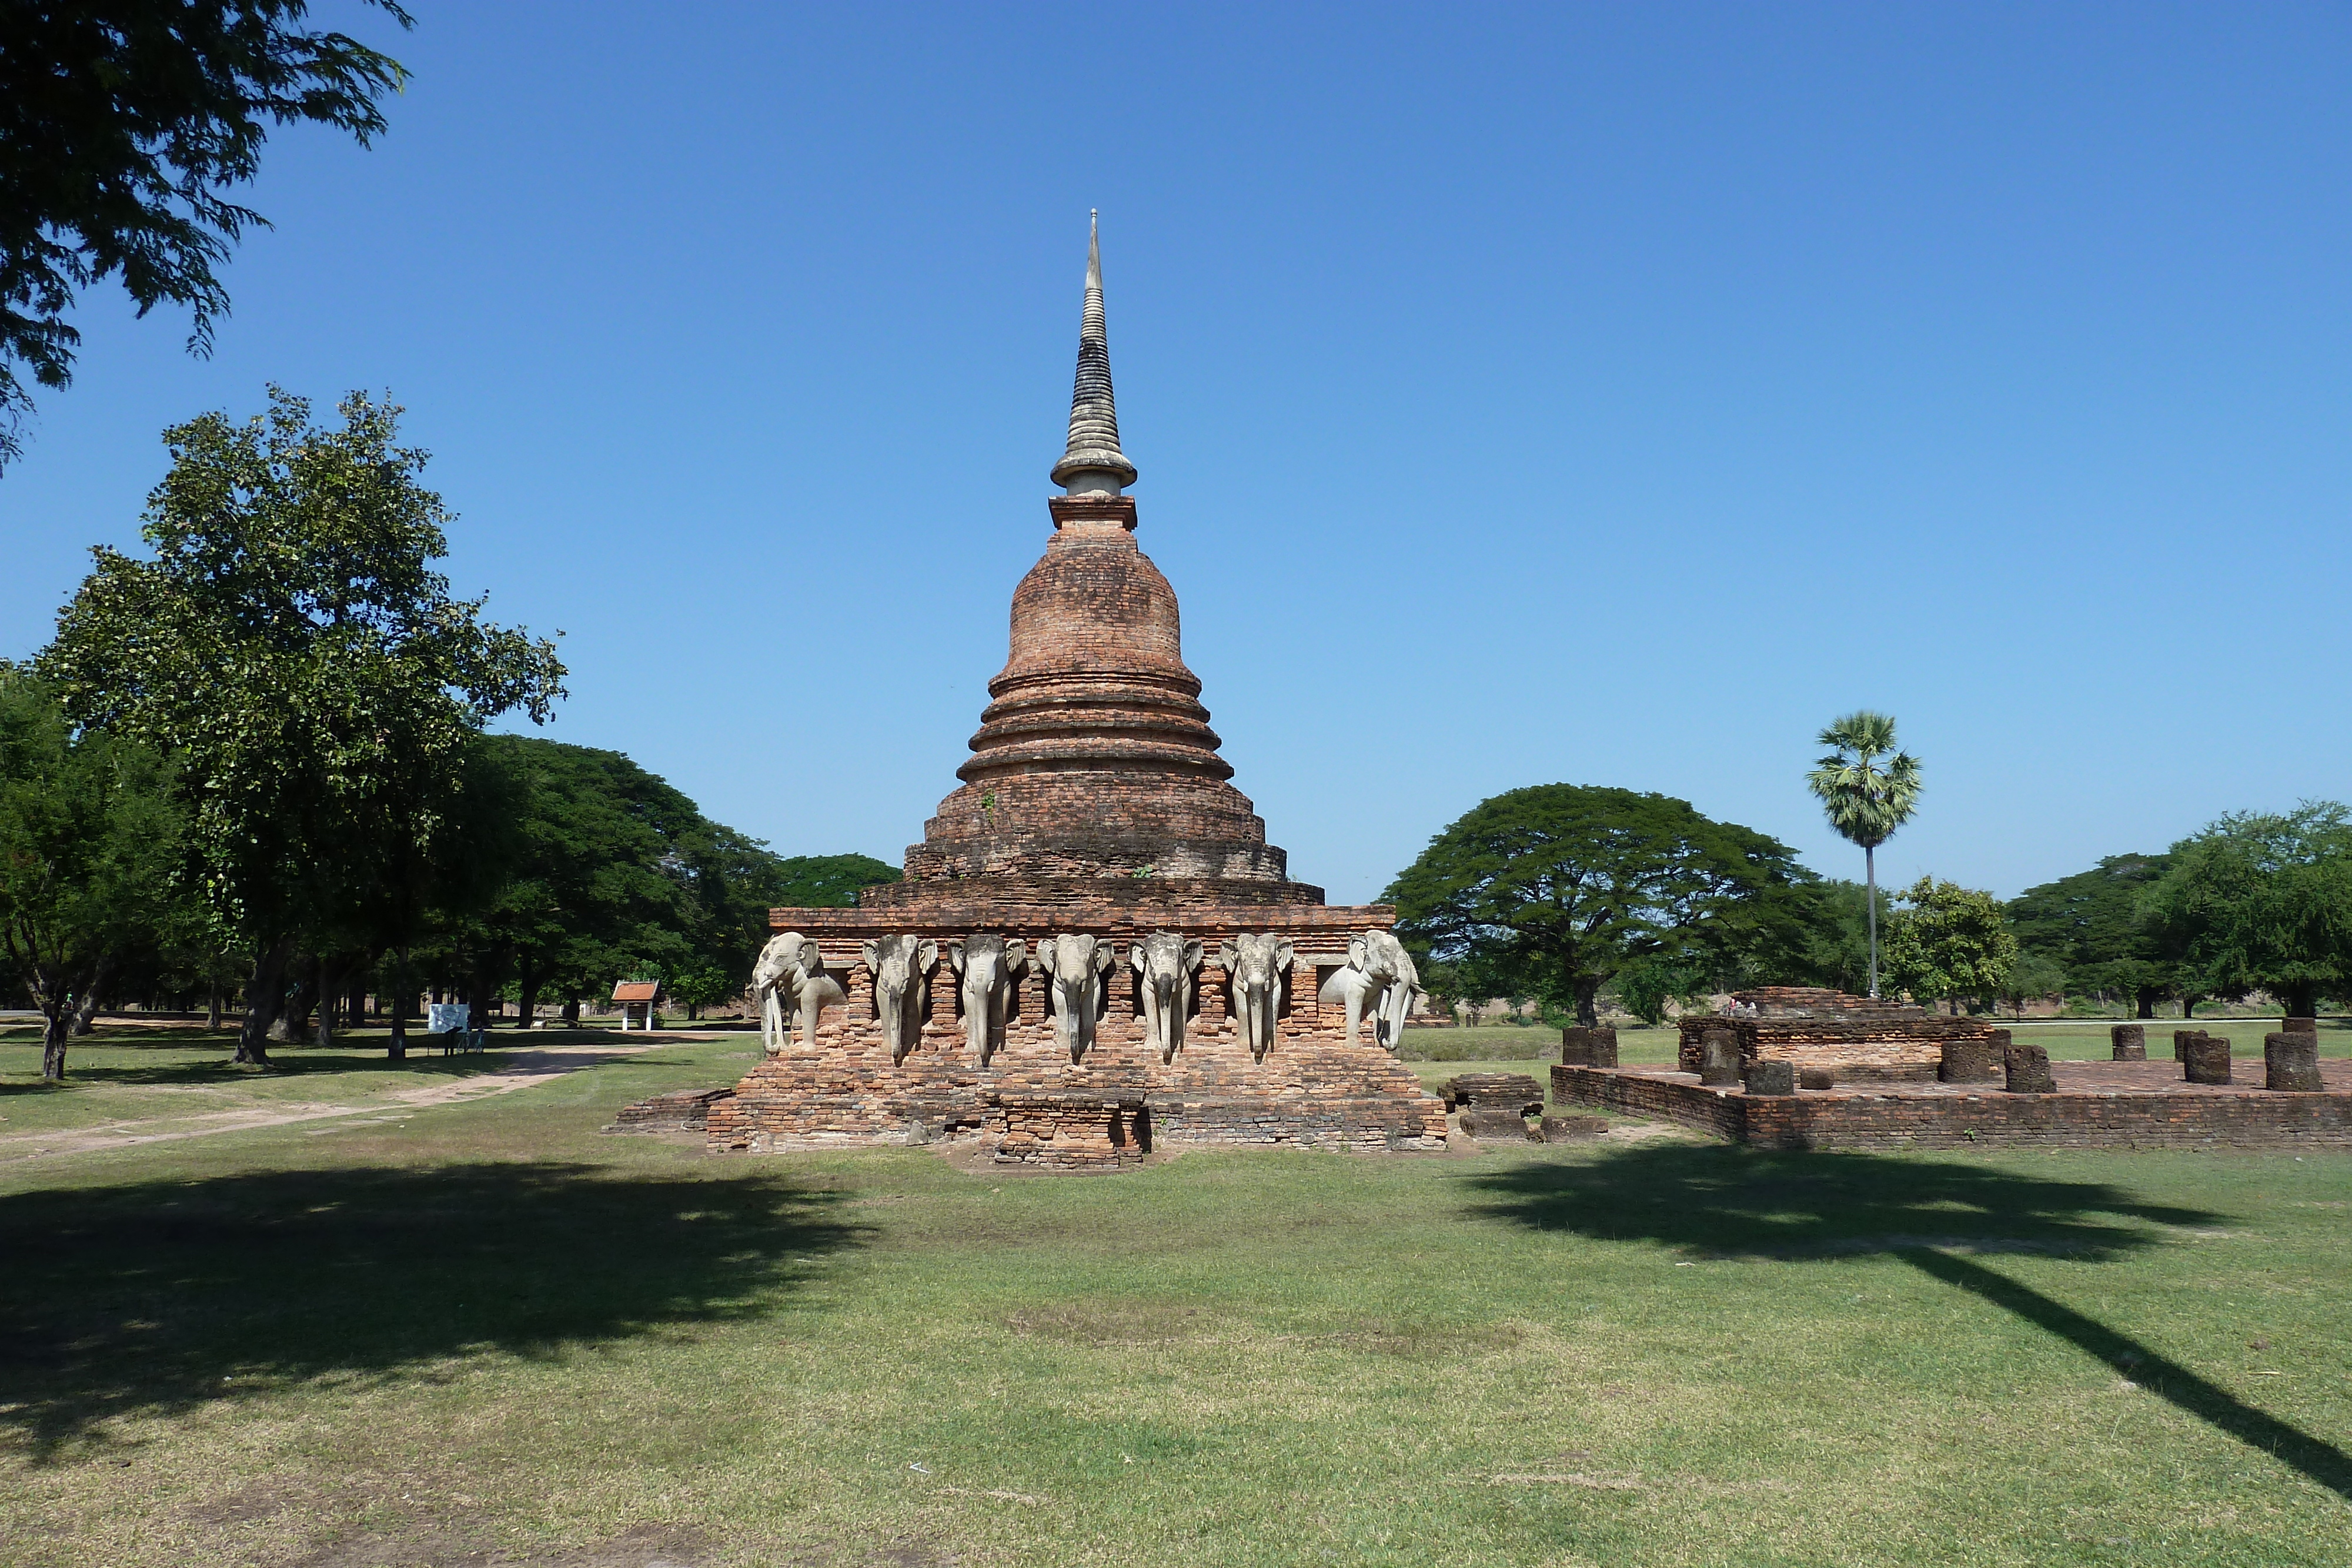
[1385, 785, 2351, 1028]
[2, 668, 896, 1041]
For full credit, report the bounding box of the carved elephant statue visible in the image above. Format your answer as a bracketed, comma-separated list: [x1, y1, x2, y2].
[753, 931, 846, 1054]
[1317, 930, 1423, 1051]
[947, 933, 1026, 1066]
[1130, 931, 1205, 1064]
[1037, 933, 1117, 1064]
[861, 934, 938, 1065]
[1218, 932, 1294, 1062]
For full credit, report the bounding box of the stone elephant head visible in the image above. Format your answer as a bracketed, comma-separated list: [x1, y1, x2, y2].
[861, 934, 938, 1065]
[1218, 932, 1294, 1062]
[753, 931, 846, 1054]
[1037, 933, 1116, 1064]
[1129, 931, 1204, 1064]
[1316, 929, 1421, 1051]
[947, 932, 1026, 1066]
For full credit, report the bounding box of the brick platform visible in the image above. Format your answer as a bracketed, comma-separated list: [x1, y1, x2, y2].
[709, 917, 1446, 1155]
[1552, 1058, 2352, 1151]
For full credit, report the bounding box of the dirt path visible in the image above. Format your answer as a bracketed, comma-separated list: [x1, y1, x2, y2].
[0, 1045, 654, 1164]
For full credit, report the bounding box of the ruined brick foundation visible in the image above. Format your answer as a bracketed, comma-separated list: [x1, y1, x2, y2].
[1552, 1058, 2352, 1151]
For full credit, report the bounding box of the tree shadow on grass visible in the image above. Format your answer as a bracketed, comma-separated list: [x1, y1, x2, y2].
[0, 1161, 864, 1460]
[1462, 1143, 2352, 1503]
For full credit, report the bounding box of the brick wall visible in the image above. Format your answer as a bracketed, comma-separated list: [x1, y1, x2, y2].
[1554, 1061, 2352, 1151]
[1676, 1015, 1996, 1076]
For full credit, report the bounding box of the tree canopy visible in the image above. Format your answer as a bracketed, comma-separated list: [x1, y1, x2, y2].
[2142, 804, 2352, 1018]
[41, 389, 564, 1063]
[1882, 877, 2017, 1013]
[2006, 852, 2177, 1017]
[1385, 784, 1820, 1026]
[1804, 711, 1922, 998]
[0, 664, 181, 1077]
[0, 1, 412, 467]
[774, 853, 899, 909]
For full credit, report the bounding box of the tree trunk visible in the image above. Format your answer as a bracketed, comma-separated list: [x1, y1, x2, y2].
[235, 938, 296, 1066]
[2135, 987, 2158, 1021]
[42, 1005, 70, 1081]
[2180, 995, 2198, 1020]
[272, 954, 322, 1044]
[516, 961, 542, 1032]
[310, 955, 350, 1047]
[2282, 982, 2318, 1018]
[386, 948, 410, 1060]
[69, 961, 106, 1037]
[1865, 845, 1880, 999]
[1574, 978, 1601, 1028]
[562, 998, 580, 1027]
[206, 982, 224, 1031]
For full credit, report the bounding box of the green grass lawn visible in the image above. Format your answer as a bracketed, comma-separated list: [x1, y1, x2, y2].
[4, 1033, 2349, 1566]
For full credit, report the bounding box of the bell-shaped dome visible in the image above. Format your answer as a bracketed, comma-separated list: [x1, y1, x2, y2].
[872, 222, 1314, 904]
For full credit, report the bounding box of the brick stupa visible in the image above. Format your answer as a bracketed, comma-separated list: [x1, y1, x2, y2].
[709, 219, 1445, 1165]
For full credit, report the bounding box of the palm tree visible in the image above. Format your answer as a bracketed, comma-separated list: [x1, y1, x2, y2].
[1806, 711, 1923, 998]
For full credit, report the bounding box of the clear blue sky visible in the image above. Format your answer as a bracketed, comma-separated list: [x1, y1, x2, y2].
[4, 2, 2347, 904]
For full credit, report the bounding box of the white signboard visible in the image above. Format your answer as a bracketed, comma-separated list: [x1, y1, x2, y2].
[427, 1002, 469, 1035]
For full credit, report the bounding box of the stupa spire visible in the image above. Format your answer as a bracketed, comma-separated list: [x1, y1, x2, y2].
[1050, 211, 1138, 495]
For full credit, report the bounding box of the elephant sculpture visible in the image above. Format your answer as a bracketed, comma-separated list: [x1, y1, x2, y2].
[947, 932, 1026, 1065]
[1316, 930, 1424, 1051]
[861, 934, 938, 1065]
[753, 931, 846, 1054]
[1037, 933, 1117, 1064]
[1218, 932, 1294, 1062]
[1129, 931, 1204, 1064]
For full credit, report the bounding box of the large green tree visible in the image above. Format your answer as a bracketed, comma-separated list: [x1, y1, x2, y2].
[2006, 852, 2177, 1017]
[0, 664, 180, 1078]
[2142, 804, 2352, 1018]
[455, 737, 861, 1027]
[1387, 784, 1820, 1026]
[0, 1, 411, 468]
[1805, 711, 1923, 998]
[1882, 877, 2017, 1015]
[42, 389, 564, 1066]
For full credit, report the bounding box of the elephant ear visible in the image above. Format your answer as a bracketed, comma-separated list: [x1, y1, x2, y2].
[947, 940, 967, 975]
[1217, 940, 1240, 972]
[860, 938, 881, 971]
[916, 938, 937, 971]
[1182, 939, 1204, 972]
[1031, 938, 1053, 974]
[1348, 934, 1370, 971]
[1097, 941, 1118, 975]
[1126, 942, 1145, 974]
[1004, 938, 1027, 971]
[1275, 938, 1295, 971]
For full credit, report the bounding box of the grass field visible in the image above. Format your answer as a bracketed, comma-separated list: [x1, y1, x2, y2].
[4, 1028, 2350, 1567]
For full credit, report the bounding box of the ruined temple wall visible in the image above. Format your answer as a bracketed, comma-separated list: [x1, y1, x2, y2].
[1675, 1015, 1997, 1075]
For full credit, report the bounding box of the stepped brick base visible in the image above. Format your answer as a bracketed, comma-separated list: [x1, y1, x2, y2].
[707, 903, 1446, 1159]
[1552, 1058, 2352, 1151]
[604, 1086, 735, 1134]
